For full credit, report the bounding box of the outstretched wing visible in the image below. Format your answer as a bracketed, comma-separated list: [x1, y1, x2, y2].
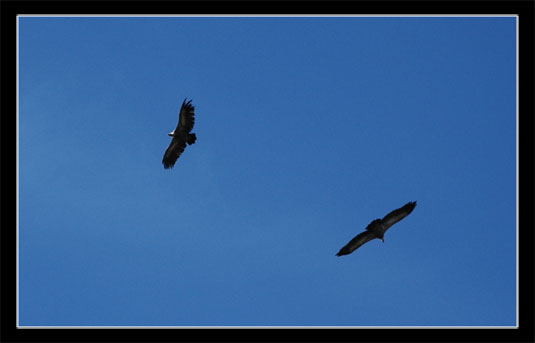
[381, 201, 417, 231]
[336, 231, 377, 256]
[162, 135, 187, 169]
[176, 98, 195, 134]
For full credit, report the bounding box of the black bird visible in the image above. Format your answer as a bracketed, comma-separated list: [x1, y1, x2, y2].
[336, 201, 417, 256]
[163, 98, 197, 169]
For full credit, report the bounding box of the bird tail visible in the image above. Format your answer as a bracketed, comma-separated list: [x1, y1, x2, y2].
[187, 133, 197, 145]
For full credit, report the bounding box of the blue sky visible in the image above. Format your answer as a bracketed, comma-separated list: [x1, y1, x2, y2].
[18, 16, 516, 326]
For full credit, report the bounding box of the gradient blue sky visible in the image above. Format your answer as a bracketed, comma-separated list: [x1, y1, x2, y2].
[18, 16, 516, 326]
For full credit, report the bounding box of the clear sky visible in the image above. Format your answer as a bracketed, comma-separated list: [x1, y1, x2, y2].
[18, 16, 516, 327]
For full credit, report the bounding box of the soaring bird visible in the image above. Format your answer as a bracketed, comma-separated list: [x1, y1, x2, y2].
[162, 98, 197, 169]
[336, 201, 417, 256]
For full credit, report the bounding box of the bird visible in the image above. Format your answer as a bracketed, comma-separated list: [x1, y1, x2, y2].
[336, 201, 417, 256]
[162, 98, 197, 169]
